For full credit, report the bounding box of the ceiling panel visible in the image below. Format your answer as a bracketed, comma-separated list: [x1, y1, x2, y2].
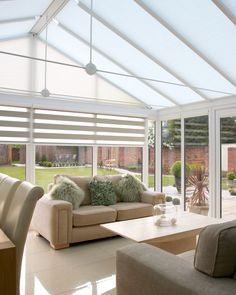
[79, 0, 236, 98]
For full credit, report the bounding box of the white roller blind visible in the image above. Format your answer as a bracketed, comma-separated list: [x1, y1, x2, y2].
[0, 105, 30, 143]
[33, 109, 145, 146]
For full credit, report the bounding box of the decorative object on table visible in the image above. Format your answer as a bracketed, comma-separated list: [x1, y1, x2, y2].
[188, 166, 209, 216]
[165, 195, 173, 203]
[153, 203, 177, 227]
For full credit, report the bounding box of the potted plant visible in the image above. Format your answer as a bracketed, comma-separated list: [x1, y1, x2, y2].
[171, 161, 190, 193]
[226, 172, 235, 188]
[188, 166, 209, 216]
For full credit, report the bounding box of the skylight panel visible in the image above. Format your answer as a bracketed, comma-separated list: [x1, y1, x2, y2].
[78, 0, 236, 98]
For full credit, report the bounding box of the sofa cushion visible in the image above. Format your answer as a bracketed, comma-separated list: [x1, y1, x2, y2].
[194, 220, 236, 277]
[109, 202, 153, 221]
[65, 176, 93, 205]
[49, 176, 85, 209]
[73, 205, 117, 227]
[88, 178, 116, 206]
[94, 174, 123, 201]
[115, 174, 146, 202]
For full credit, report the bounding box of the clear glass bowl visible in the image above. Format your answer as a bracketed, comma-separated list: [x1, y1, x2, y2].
[153, 203, 177, 227]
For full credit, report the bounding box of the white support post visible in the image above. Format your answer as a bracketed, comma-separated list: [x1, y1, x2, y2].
[92, 146, 97, 176]
[209, 108, 216, 217]
[181, 116, 185, 212]
[142, 119, 149, 186]
[26, 107, 35, 183]
[215, 110, 222, 218]
[156, 119, 162, 192]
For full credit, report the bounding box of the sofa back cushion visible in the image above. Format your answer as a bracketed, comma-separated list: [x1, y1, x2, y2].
[194, 220, 236, 277]
[94, 174, 123, 202]
[115, 174, 146, 202]
[54, 175, 92, 205]
[50, 176, 84, 209]
[89, 178, 116, 206]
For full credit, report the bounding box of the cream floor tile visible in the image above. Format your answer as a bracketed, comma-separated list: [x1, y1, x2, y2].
[20, 232, 133, 295]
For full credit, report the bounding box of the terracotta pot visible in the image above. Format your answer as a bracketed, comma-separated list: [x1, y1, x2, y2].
[188, 205, 209, 216]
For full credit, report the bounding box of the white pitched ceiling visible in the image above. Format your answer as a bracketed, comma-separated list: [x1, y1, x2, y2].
[0, 0, 236, 110]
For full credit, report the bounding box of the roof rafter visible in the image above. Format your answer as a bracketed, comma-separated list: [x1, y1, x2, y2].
[212, 0, 236, 26]
[57, 22, 178, 107]
[37, 36, 148, 108]
[0, 16, 35, 25]
[135, 0, 236, 87]
[30, 0, 69, 35]
[78, 2, 209, 101]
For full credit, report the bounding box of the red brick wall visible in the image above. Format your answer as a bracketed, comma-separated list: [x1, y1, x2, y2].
[228, 147, 236, 172]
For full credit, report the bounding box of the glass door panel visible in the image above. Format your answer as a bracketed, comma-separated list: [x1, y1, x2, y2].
[220, 117, 236, 220]
[161, 119, 181, 204]
[184, 116, 209, 215]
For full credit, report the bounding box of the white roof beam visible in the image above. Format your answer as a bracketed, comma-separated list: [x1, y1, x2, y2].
[30, 0, 69, 35]
[58, 22, 178, 106]
[135, 0, 236, 87]
[212, 0, 236, 26]
[78, 2, 209, 101]
[0, 16, 35, 25]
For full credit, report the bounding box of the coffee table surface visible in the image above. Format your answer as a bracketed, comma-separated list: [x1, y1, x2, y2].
[102, 212, 223, 244]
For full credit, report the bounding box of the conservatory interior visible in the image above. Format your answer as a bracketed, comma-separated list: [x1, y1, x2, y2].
[0, 0, 236, 294]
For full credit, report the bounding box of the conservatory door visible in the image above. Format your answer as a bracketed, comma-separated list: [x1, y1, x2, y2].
[218, 110, 236, 219]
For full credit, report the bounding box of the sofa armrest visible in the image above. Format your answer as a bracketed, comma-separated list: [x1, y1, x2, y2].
[141, 190, 165, 205]
[116, 243, 236, 295]
[32, 195, 72, 249]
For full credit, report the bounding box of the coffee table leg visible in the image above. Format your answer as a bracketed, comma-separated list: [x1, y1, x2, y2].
[147, 236, 197, 254]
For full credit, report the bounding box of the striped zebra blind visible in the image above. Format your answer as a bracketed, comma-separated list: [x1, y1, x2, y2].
[0, 105, 30, 143]
[33, 109, 145, 146]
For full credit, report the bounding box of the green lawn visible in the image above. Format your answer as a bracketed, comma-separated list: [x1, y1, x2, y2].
[0, 165, 229, 192]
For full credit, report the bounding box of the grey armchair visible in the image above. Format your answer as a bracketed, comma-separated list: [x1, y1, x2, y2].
[116, 243, 236, 295]
[2, 181, 44, 294]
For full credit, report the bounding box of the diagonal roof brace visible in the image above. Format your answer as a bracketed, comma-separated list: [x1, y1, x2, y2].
[78, 2, 209, 101]
[212, 0, 236, 27]
[0, 16, 36, 25]
[135, 0, 236, 87]
[30, 0, 70, 35]
[57, 22, 178, 106]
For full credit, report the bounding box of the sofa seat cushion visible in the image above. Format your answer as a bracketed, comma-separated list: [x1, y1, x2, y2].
[73, 205, 117, 227]
[109, 202, 153, 221]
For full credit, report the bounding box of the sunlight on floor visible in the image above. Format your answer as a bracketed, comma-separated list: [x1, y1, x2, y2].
[20, 232, 132, 295]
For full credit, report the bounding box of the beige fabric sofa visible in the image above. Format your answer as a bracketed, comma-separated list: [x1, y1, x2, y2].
[32, 174, 165, 249]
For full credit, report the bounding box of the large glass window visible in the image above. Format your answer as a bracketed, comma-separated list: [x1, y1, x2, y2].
[35, 146, 92, 192]
[161, 119, 181, 201]
[184, 116, 209, 215]
[148, 120, 155, 189]
[220, 117, 236, 220]
[0, 144, 26, 180]
[97, 146, 143, 181]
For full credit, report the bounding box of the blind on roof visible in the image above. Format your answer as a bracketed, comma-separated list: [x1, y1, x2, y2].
[0, 106, 30, 143]
[33, 109, 145, 146]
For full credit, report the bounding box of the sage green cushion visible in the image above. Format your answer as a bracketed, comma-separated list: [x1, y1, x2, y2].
[49, 176, 85, 209]
[115, 174, 146, 202]
[194, 220, 236, 277]
[88, 178, 116, 206]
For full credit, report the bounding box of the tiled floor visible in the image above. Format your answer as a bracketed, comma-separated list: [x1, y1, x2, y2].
[20, 232, 134, 295]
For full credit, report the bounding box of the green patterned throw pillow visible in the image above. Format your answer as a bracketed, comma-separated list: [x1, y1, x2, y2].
[115, 174, 146, 202]
[50, 176, 85, 209]
[89, 178, 116, 206]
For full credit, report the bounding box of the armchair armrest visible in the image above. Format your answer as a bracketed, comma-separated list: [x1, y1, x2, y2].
[116, 243, 236, 295]
[32, 195, 72, 249]
[141, 190, 165, 205]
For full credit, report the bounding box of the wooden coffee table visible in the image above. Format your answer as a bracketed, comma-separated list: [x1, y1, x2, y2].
[102, 212, 223, 254]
